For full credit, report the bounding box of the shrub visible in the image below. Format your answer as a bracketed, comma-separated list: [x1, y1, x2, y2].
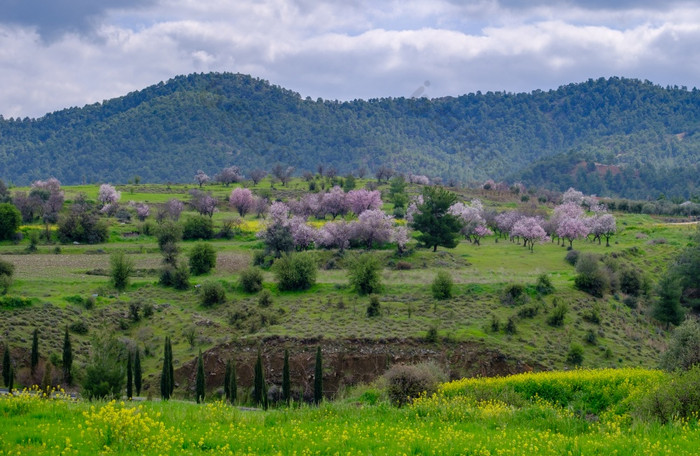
[500, 284, 528, 306]
[635, 366, 700, 423]
[619, 266, 645, 296]
[384, 362, 445, 407]
[660, 319, 700, 371]
[574, 253, 609, 298]
[239, 267, 264, 293]
[252, 251, 274, 269]
[490, 314, 501, 332]
[273, 253, 317, 291]
[425, 325, 438, 342]
[82, 337, 126, 400]
[0, 274, 12, 295]
[395, 261, 412, 270]
[155, 221, 182, 249]
[366, 295, 381, 317]
[547, 299, 568, 327]
[188, 242, 217, 275]
[69, 320, 89, 335]
[0, 203, 21, 241]
[504, 317, 517, 334]
[564, 249, 580, 266]
[348, 254, 382, 295]
[581, 304, 601, 324]
[201, 281, 226, 307]
[535, 274, 554, 295]
[142, 302, 154, 318]
[431, 270, 453, 300]
[566, 343, 584, 366]
[160, 262, 190, 290]
[182, 216, 214, 240]
[0, 296, 32, 309]
[57, 211, 108, 244]
[517, 304, 539, 319]
[110, 252, 134, 291]
[258, 289, 273, 307]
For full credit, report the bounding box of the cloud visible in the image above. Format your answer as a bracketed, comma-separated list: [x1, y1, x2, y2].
[1, 0, 700, 118]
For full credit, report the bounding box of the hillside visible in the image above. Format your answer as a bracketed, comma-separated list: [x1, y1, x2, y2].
[1, 74, 699, 197]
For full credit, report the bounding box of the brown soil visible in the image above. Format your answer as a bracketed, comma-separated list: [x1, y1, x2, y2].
[173, 337, 541, 401]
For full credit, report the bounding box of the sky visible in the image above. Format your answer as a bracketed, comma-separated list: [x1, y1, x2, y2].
[2, 0, 700, 118]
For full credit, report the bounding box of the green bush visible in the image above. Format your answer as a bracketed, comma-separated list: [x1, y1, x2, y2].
[566, 343, 584, 366]
[155, 221, 182, 249]
[109, 251, 134, 291]
[69, 320, 89, 335]
[535, 274, 554, 295]
[160, 262, 190, 290]
[348, 254, 382, 295]
[188, 242, 217, 275]
[366, 295, 381, 317]
[182, 216, 214, 240]
[431, 271, 453, 300]
[0, 203, 21, 241]
[547, 299, 568, 327]
[500, 283, 528, 306]
[273, 253, 317, 291]
[660, 319, 700, 371]
[240, 267, 264, 293]
[57, 211, 108, 244]
[574, 253, 609, 298]
[619, 267, 645, 296]
[564, 249, 580, 266]
[0, 274, 11, 295]
[258, 289, 273, 307]
[384, 362, 445, 407]
[82, 337, 126, 400]
[200, 281, 226, 307]
[635, 366, 700, 423]
[0, 295, 32, 309]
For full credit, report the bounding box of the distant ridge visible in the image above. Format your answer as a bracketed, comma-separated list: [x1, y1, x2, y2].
[1, 73, 698, 198]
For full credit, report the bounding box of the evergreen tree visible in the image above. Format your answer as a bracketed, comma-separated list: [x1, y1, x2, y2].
[411, 186, 462, 252]
[62, 326, 73, 385]
[168, 337, 174, 396]
[31, 328, 39, 375]
[134, 347, 142, 396]
[2, 344, 10, 387]
[229, 359, 237, 405]
[253, 351, 268, 410]
[126, 351, 133, 399]
[224, 359, 231, 401]
[282, 349, 291, 405]
[160, 336, 173, 400]
[313, 346, 323, 405]
[196, 350, 205, 404]
[41, 362, 52, 394]
[654, 275, 685, 328]
[7, 363, 13, 393]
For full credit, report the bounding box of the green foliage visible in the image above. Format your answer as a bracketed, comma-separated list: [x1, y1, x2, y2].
[182, 216, 214, 240]
[200, 281, 226, 307]
[258, 289, 272, 307]
[160, 336, 174, 400]
[384, 362, 444, 407]
[619, 266, 646, 297]
[314, 346, 323, 405]
[253, 351, 268, 410]
[0, 203, 21, 241]
[500, 284, 528, 306]
[566, 343, 584, 366]
[574, 253, 609, 298]
[653, 275, 684, 327]
[196, 350, 205, 404]
[2, 344, 11, 387]
[134, 347, 142, 396]
[348, 254, 382, 295]
[160, 261, 190, 290]
[535, 274, 554, 295]
[564, 249, 580, 266]
[282, 349, 290, 405]
[69, 320, 89, 335]
[126, 350, 133, 399]
[228, 359, 237, 404]
[547, 299, 568, 327]
[155, 221, 183, 250]
[273, 253, 317, 291]
[109, 251, 134, 291]
[366, 295, 381, 318]
[431, 270, 453, 300]
[57, 209, 108, 244]
[0, 258, 13, 295]
[188, 243, 216, 275]
[635, 365, 700, 423]
[239, 267, 263, 293]
[504, 317, 517, 335]
[31, 328, 39, 375]
[62, 326, 73, 385]
[660, 319, 700, 371]
[82, 336, 126, 400]
[411, 186, 462, 252]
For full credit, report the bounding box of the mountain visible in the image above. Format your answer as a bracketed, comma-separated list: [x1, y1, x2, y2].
[0, 73, 698, 198]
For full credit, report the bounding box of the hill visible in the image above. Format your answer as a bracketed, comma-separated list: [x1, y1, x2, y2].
[1, 73, 699, 197]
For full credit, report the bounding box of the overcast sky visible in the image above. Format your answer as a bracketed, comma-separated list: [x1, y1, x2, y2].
[2, 0, 700, 118]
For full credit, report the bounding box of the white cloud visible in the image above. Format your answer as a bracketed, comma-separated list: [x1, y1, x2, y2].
[1, 0, 700, 118]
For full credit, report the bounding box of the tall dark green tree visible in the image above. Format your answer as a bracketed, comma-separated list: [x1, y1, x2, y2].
[2, 344, 11, 387]
[195, 350, 205, 404]
[654, 275, 685, 328]
[253, 351, 268, 410]
[62, 326, 73, 385]
[410, 186, 463, 252]
[282, 349, 291, 405]
[229, 359, 237, 404]
[30, 328, 39, 375]
[134, 347, 142, 396]
[160, 336, 173, 400]
[224, 359, 231, 401]
[7, 363, 13, 393]
[313, 346, 323, 405]
[126, 351, 133, 399]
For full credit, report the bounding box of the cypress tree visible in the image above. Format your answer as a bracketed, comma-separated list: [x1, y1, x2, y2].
[62, 326, 73, 385]
[2, 344, 10, 387]
[168, 337, 174, 396]
[282, 348, 290, 405]
[30, 328, 39, 375]
[134, 347, 142, 396]
[313, 346, 323, 405]
[253, 351, 267, 410]
[160, 336, 172, 400]
[229, 359, 237, 404]
[195, 350, 205, 404]
[41, 362, 52, 394]
[126, 351, 133, 399]
[7, 363, 13, 393]
[224, 359, 231, 401]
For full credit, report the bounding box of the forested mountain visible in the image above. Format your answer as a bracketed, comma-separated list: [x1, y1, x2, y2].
[0, 73, 698, 198]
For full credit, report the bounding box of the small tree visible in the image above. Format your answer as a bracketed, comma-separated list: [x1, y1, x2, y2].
[282, 349, 291, 405]
[160, 336, 174, 400]
[134, 347, 142, 396]
[41, 362, 53, 394]
[82, 336, 126, 400]
[183, 216, 214, 240]
[200, 281, 226, 307]
[654, 275, 684, 328]
[273, 253, 317, 291]
[110, 251, 134, 291]
[566, 343, 584, 366]
[196, 350, 205, 404]
[0, 258, 14, 295]
[31, 328, 39, 375]
[224, 359, 232, 401]
[661, 319, 700, 371]
[194, 170, 210, 187]
[229, 188, 254, 216]
[348, 254, 382, 295]
[0, 203, 21, 241]
[239, 267, 263, 293]
[62, 326, 73, 385]
[228, 359, 237, 404]
[431, 271, 453, 300]
[314, 346, 323, 405]
[411, 186, 463, 252]
[366, 295, 381, 317]
[189, 243, 217, 275]
[253, 351, 268, 410]
[126, 350, 133, 399]
[2, 344, 11, 387]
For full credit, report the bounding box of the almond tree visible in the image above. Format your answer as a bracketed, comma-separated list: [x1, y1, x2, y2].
[289, 216, 318, 251]
[511, 217, 548, 251]
[215, 166, 242, 186]
[351, 209, 394, 248]
[194, 170, 210, 187]
[229, 187, 254, 217]
[318, 221, 352, 252]
[347, 189, 382, 216]
[321, 186, 348, 219]
[98, 184, 121, 206]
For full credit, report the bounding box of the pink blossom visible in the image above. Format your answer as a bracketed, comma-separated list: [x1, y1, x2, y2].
[321, 186, 349, 219]
[318, 221, 352, 252]
[347, 189, 383, 215]
[511, 217, 548, 251]
[98, 184, 121, 205]
[289, 216, 318, 250]
[351, 209, 394, 248]
[229, 187, 254, 217]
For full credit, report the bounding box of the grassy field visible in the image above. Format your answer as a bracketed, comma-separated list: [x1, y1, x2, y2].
[0, 180, 696, 394]
[1, 368, 699, 455]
